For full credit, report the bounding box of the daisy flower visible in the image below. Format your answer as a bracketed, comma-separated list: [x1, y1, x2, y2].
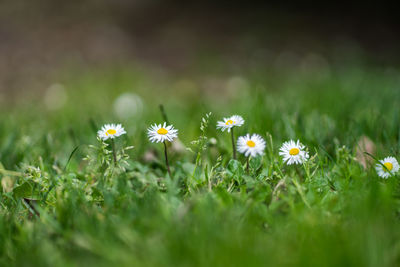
[237, 134, 266, 157]
[147, 122, 178, 178]
[216, 115, 244, 132]
[97, 123, 126, 141]
[375, 156, 399, 179]
[279, 140, 309, 165]
[217, 115, 244, 159]
[147, 122, 178, 143]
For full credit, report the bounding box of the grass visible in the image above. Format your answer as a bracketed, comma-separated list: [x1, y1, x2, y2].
[1, 63, 400, 266]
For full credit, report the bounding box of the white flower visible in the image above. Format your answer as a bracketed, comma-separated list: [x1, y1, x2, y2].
[279, 140, 309, 165]
[375, 156, 399, 179]
[148, 122, 178, 143]
[97, 124, 126, 140]
[216, 115, 244, 132]
[237, 134, 266, 157]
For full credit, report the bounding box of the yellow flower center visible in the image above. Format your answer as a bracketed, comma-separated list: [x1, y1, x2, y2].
[157, 128, 168, 135]
[225, 119, 235, 125]
[383, 162, 393, 172]
[247, 140, 256, 147]
[106, 129, 116, 136]
[289, 148, 300, 156]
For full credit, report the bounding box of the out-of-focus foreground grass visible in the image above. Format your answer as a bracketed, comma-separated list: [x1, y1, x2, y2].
[1, 62, 400, 267]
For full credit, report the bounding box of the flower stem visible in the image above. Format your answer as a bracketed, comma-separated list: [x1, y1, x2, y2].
[163, 141, 172, 178]
[111, 139, 117, 165]
[246, 157, 250, 174]
[231, 128, 237, 160]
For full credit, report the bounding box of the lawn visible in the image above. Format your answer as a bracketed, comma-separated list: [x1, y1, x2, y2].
[1, 63, 400, 266]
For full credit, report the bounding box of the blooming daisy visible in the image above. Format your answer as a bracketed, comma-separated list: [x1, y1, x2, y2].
[237, 134, 266, 157]
[147, 122, 178, 143]
[97, 124, 126, 141]
[279, 140, 309, 165]
[216, 115, 244, 132]
[375, 156, 399, 179]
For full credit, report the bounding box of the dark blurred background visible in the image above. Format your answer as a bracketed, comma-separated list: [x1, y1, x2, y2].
[1, 0, 399, 99]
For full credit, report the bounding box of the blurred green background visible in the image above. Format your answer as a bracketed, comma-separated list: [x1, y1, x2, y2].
[1, 0, 399, 100]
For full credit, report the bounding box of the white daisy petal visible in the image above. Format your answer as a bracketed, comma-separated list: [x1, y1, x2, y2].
[147, 122, 178, 143]
[97, 123, 126, 141]
[279, 139, 309, 165]
[216, 115, 245, 132]
[237, 134, 266, 157]
[375, 156, 399, 179]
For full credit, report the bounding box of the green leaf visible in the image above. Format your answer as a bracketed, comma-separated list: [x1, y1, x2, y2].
[226, 159, 244, 180]
[250, 156, 262, 171]
[13, 182, 33, 198]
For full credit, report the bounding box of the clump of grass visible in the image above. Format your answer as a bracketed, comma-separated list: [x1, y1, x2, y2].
[1, 65, 400, 266]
